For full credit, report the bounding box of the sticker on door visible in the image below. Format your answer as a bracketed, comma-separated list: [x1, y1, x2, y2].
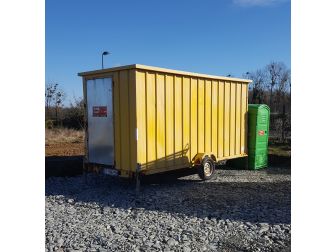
[92, 106, 107, 117]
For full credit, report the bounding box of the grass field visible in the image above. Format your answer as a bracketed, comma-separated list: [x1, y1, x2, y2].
[268, 142, 291, 157]
[45, 128, 84, 144]
[45, 128, 84, 156]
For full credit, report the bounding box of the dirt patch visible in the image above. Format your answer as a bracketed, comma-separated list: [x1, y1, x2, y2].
[45, 129, 85, 177]
[45, 142, 84, 156]
[45, 128, 84, 156]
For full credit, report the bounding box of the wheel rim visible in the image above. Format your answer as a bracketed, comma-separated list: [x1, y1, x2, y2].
[204, 162, 213, 176]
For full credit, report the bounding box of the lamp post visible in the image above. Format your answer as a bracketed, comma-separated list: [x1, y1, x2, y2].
[246, 72, 252, 91]
[246, 72, 250, 84]
[101, 51, 110, 69]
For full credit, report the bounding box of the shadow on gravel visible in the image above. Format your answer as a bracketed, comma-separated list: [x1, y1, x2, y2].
[219, 165, 291, 176]
[46, 167, 291, 225]
[44, 151, 290, 178]
[265, 166, 291, 175]
[268, 154, 291, 168]
[45, 156, 83, 178]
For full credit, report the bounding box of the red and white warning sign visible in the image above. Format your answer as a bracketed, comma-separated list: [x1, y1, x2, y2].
[92, 106, 107, 117]
[258, 130, 265, 136]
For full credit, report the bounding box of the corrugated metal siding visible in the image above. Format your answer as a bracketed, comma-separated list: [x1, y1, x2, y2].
[129, 71, 137, 173]
[135, 71, 146, 169]
[190, 78, 198, 159]
[165, 75, 174, 168]
[156, 74, 165, 168]
[135, 69, 248, 174]
[224, 82, 230, 156]
[218, 81, 224, 157]
[113, 70, 137, 176]
[81, 65, 249, 177]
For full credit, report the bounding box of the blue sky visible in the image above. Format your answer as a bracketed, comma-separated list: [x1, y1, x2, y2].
[46, 0, 290, 105]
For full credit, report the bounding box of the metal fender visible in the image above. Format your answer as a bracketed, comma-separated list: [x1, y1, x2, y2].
[192, 153, 217, 166]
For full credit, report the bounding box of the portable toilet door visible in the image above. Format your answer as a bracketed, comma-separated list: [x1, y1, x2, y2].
[248, 104, 270, 169]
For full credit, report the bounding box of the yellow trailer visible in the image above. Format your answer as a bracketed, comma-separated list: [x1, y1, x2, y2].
[78, 64, 251, 180]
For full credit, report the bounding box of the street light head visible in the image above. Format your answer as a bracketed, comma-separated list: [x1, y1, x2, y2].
[101, 51, 110, 69]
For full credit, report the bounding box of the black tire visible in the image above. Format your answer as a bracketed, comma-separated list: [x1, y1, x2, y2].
[197, 156, 216, 180]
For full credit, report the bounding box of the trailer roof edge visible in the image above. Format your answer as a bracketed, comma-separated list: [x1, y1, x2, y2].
[78, 64, 252, 83]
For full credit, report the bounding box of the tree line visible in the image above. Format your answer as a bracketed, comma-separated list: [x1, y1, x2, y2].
[45, 83, 84, 130]
[45, 61, 291, 142]
[244, 61, 291, 143]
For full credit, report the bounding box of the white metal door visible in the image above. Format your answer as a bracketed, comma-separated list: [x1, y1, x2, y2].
[86, 78, 114, 165]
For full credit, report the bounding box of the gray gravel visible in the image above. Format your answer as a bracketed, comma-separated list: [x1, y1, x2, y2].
[45, 166, 290, 252]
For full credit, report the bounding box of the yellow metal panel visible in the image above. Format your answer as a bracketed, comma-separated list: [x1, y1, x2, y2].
[218, 81, 224, 158]
[156, 73, 165, 167]
[224, 82, 230, 156]
[119, 70, 130, 171]
[241, 84, 247, 154]
[235, 83, 241, 155]
[129, 70, 137, 171]
[198, 79, 205, 153]
[229, 82, 236, 156]
[165, 75, 174, 165]
[205, 80, 211, 152]
[211, 81, 218, 156]
[174, 76, 182, 165]
[217, 153, 247, 162]
[142, 162, 193, 175]
[81, 65, 251, 176]
[113, 72, 121, 170]
[182, 77, 191, 161]
[146, 72, 156, 163]
[190, 78, 198, 160]
[135, 71, 147, 166]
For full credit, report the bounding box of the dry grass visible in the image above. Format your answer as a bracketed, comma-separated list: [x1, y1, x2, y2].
[45, 128, 84, 145]
[268, 143, 291, 157]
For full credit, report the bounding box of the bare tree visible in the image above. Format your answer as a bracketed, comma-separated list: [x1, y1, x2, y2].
[266, 61, 288, 110]
[264, 62, 291, 142]
[278, 69, 290, 142]
[68, 95, 85, 129]
[45, 82, 66, 126]
[45, 83, 58, 118]
[278, 69, 290, 93]
[55, 89, 66, 123]
[244, 61, 291, 143]
[249, 69, 267, 104]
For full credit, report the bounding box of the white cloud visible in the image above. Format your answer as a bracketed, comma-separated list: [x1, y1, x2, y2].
[233, 0, 289, 7]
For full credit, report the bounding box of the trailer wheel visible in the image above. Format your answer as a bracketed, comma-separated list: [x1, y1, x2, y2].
[197, 156, 215, 180]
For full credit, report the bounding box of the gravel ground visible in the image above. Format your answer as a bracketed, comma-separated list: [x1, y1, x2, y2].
[45, 166, 291, 252]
